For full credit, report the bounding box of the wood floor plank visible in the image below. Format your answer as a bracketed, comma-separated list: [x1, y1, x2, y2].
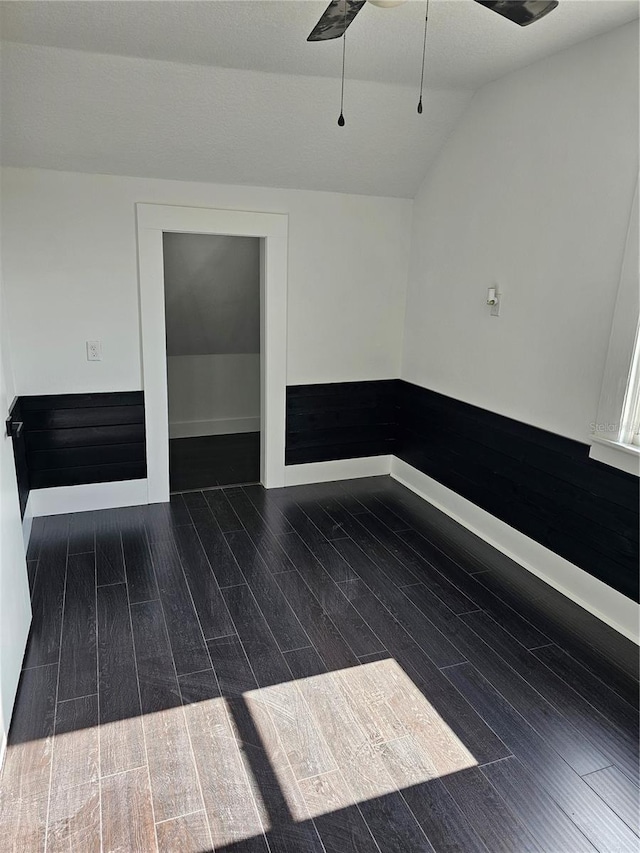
[172, 523, 235, 640]
[208, 634, 258, 697]
[248, 527, 297, 575]
[400, 529, 550, 648]
[243, 484, 295, 535]
[252, 677, 338, 782]
[478, 569, 639, 704]
[224, 530, 310, 652]
[23, 515, 68, 669]
[203, 487, 244, 531]
[337, 513, 425, 588]
[95, 508, 126, 586]
[298, 770, 381, 853]
[67, 510, 96, 555]
[222, 582, 292, 687]
[444, 663, 640, 853]
[211, 637, 326, 853]
[148, 537, 210, 675]
[226, 486, 293, 537]
[1, 663, 57, 802]
[178, 667, 220, 704]
[52, 694, 99, 790]
[183, 692, 269, 853]
[399, 776, 490, 853]
[462, 609, 638, 782]
[533, 642, 639, 735]
[334, 538, 466, 668]
[583, 765, 640, 835]
[181, 490, 207, 511]
[156, 811, 213, 852]
[8, 478, 638, 853]
[101, 767, 158, 853]
[271, 499, 331, 553]
[353, 493, 412, 532]
[274, 527, 341, 584]
[220, 595, 337, 783]
[442, 765, 544, 853]
[482, 756, 598, 852]
[297, 497, 349, 540]
[25, 514, 47, 562]
[277, 532, 383, 657]
[58, 551, 97, 701]
[288, 652, 434, 852]
[189, 509, 246, 587]
[47, 781, 101, 853]
[26, 558, 38, 599]
[130, 598, 204, 821]
[140, 497, 191, 542]
[0, 790, 48, 852]
[275, 569, 359, 671]
[403, 583, 611, 776]
[97, 582, 145, 776]
[355, 510, 478, 614]
[339, 579, 510, 766]
[122, 527, 159, 604]
[336, 663, 408, 747]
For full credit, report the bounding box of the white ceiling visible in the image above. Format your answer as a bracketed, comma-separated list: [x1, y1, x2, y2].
[1, 0, 637, 89]
[1, 1, 637, 197]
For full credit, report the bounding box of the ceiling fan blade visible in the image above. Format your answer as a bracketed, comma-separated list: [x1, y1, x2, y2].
[474, 0, 559, 26]
[307, 0, 367, 42]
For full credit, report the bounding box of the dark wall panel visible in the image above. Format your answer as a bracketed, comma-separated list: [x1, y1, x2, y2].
[285, 381, 399, 465]
[285, 379, 639, 602]
[7, 397, 30, 519]
[21, 391, 146, 490]
[397, 382, 639, 602]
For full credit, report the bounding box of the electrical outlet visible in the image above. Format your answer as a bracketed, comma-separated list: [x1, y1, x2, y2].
[86, 340, 102, 361]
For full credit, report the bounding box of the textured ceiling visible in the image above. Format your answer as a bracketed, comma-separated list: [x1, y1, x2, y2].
[0, 42, 473, 196]
[1, 0, 637, 89]
[1, 0, 636, 197]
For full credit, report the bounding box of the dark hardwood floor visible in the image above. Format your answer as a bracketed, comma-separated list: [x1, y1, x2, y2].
[170, 432, 260, 491]
[1, 476, 638, 852]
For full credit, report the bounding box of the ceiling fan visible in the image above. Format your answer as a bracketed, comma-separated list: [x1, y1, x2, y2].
[307, 0, 559, 42]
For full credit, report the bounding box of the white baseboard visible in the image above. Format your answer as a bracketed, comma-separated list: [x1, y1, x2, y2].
[169, 417, 260, 439]
[283, 455, 392, 487]
[391, 458, 639, 645]
[22, 493, 34, 552]
[29, 479, 149, 517]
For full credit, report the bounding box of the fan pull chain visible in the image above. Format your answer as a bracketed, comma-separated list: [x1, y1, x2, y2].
[417, 0, 430, 114]
[338, 1, 347, 126]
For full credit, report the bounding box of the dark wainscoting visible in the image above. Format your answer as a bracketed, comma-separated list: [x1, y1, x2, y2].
[285, 380, 399, 465]
[396, 382, 639, 602]
[21, 391, 147, 490]
[7, 397, 30, 519]
[285, 379, 639, 602]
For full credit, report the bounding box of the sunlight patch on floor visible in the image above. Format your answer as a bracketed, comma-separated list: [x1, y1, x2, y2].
[245, 657, 477, 821]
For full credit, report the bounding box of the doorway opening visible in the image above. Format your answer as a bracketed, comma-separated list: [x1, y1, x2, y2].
[137, 203, 288, 503]
[163, 232, 261, 492]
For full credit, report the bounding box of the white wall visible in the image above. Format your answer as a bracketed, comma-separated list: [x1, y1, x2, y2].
[0, 168, 412, 396]
[167, 354, 260, 438]
[402, 22, 639, 444]
[0, 267, 31, 762]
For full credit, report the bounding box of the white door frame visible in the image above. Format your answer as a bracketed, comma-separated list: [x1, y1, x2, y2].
[136, 203, 288, 503]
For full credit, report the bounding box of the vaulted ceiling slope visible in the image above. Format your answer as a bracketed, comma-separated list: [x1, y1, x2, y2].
[1, 1, 637, 197]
